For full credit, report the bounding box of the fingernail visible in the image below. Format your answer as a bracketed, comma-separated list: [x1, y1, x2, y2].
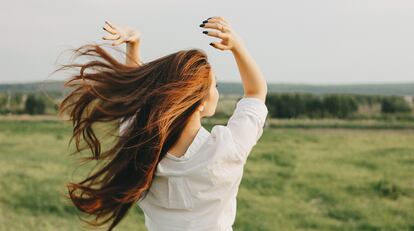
[207, 17, 212, 19]
[209, 43, 214, 46]
[202, 31, 208, 34]
[202, 20, 208, 23]
[199, 23, 205, 27]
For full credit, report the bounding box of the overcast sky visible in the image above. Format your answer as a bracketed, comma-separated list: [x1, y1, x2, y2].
[1, 0, 414, 84]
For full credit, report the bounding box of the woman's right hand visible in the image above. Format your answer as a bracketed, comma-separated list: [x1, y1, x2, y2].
[200, 16, 244, 52]
[102, 20, 142, 46]
[102, 20, 143, 66]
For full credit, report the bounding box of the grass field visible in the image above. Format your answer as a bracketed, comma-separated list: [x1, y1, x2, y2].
[0, 120, 414, 231]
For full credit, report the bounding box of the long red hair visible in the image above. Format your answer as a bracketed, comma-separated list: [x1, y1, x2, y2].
[56, 43, 212, 230]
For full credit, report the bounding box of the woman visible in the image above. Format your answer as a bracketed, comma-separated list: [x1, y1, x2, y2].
[59, 16, 268, 231]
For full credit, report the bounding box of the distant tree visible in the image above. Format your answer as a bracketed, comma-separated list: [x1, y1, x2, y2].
[381, 96, 411, 113]
[24, 94, 46, 115]
[267, 93, 302, 118]
[323, 95, 339, 117]
[10, 92, 23, 107]
[323, 95, 358, 118]
[0, 94, 7, 107]
[354, 95, 381, 106]
[305, 96, 325, 118]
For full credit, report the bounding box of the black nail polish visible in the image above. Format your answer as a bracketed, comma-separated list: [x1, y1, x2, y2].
[202, 20, 208, 23]
[199, 23, 205, 27]
[207, 17, 212, 20]
[202, 31, 208, 34]
[209, 43, 214, 46]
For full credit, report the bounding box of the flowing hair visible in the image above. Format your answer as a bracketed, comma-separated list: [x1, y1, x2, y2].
[56, 43, 212, 230]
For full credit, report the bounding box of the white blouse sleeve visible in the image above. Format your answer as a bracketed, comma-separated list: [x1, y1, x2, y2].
[225, 97, 268, 164]
[119, 117, 133, 135]
[119, 121, 125, 135]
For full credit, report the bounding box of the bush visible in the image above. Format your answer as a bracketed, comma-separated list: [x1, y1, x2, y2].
[323, 94, 358, 118]
[267, 93, 359, 119]
[24, 94, 46, 115]
[381, 96, 411, 113]
[267, 93, 313, 118]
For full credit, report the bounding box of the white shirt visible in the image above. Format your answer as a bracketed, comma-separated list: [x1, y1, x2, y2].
[122, 97, 268, 231]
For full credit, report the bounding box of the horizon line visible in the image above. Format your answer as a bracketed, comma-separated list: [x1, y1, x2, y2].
[0, 79, 413, 86]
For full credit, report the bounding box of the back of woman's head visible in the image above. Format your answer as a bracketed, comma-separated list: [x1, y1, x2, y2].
[56, 43, 212, 230]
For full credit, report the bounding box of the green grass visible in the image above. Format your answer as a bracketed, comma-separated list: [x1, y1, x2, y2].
[1, 121, 414, 230]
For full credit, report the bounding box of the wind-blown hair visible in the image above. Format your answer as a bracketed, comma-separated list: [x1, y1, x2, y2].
[56, 43, 212, 230]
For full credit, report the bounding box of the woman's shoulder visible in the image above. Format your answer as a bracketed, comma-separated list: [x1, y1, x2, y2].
[206, 125, 242, 163]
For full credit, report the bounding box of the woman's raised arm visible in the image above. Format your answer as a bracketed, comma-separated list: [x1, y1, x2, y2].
[102, 20, 143, 67]
[200, 16, 268, 162]
[126, 40, 142, 67]
[200, 16, 267, 102]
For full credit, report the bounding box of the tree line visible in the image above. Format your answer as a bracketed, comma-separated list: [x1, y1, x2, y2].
[266, 93, 412, 119]
[0, 92, 412, 119]
[0, 92, 57, 115]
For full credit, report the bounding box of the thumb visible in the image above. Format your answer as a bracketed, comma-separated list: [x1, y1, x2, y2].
[209, 42, 226, 50]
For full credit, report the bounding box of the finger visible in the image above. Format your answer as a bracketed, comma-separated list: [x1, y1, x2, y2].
[206, 16, 229, 25]
[202, 22, 230, 33]
[203, 18, 229, 27]
[102, 34, 121, 40]
[105, 20, 117, 29]
[217, 16, 230, 24]
[209, 42, 227, 51]
[112, 38, 124, 46]
[202, 30, 227, 39]
[103, 24, 116, 34]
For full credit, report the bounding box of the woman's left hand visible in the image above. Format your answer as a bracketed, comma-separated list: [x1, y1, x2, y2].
[102, 21, 142, 46]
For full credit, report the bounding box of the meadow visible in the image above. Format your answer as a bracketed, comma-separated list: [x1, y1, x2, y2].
[0, 119, 413, 231]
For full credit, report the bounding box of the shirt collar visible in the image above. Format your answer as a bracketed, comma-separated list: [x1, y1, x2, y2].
[165, 126, 210, 161]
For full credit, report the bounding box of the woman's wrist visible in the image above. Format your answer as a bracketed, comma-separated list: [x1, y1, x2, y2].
[127, 38, 141, 46]
[126, 39, 142, 66]
[230, 39, 246, 54]
[231, 42, 247, 56]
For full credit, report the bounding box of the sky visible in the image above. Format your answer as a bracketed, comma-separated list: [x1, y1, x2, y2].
[1, 0, 414, 84]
